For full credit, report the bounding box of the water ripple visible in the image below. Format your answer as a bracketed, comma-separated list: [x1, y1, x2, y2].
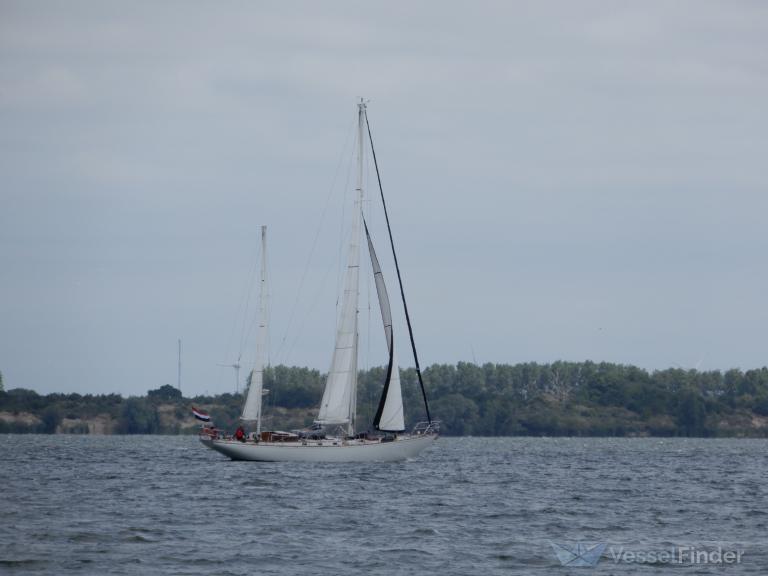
[1, 435, 767, 574]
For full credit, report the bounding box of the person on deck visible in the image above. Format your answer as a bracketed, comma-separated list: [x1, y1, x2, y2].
[235, 426, 245, 442]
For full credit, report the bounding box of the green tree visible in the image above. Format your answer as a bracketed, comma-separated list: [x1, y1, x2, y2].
[676, 388, 707, 436]
[147, 384, 182, 402]
[431, 394, 479, 436]
[40, 405, 61, 433]
[265, 365, 323, 408]
[118, 398, 160, 434]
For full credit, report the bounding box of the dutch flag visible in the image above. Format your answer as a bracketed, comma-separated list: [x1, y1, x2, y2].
[191, 406, 211, 422]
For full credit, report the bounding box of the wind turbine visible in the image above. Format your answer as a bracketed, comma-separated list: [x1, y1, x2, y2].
[217, 358, 241, 393]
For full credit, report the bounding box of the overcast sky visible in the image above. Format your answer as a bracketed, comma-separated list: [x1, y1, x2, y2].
[2, 1, 767, 396]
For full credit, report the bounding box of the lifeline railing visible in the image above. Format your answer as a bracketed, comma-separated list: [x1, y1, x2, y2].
[412, 421, 440, 435]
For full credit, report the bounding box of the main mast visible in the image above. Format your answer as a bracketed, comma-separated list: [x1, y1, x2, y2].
[316, 100, 365, 435]
[255, 225, 268, 435]
[349, 99, 366, 435]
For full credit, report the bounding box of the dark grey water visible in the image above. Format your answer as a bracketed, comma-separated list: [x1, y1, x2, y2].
[0, 436, 766, 575]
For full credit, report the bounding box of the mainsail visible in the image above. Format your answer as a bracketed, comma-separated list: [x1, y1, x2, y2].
[365, 220, 405, 432]
[315, 211, 360, 426]
[241, 225, 268, 434]
[316, 103, 365, 429]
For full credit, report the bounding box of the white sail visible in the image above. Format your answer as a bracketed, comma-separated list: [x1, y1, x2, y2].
[315, 221, 359, 425]
[200, 101, 439, 463]
[316, 104, 365, 429]
[241, 226, 268, 433]
[365, 220, 405, 432]
[378, 348, 404, 432]
[241, 367, 262, 422]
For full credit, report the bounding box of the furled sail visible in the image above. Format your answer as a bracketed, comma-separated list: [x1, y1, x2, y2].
[241, 226, 268, 433]
[365, 220, 405, 432]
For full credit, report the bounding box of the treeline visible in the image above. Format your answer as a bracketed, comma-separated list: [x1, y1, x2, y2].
[0, 385, 184, 434]
[2, 362, 768, 436]
[412, 362, 768, 437]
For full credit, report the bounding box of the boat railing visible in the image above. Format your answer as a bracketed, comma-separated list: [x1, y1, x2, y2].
[199, 426, 219, 440]
[412, 420, 440, 435]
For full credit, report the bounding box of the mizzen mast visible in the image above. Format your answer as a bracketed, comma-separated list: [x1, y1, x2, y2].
[241, 225, 268, 435]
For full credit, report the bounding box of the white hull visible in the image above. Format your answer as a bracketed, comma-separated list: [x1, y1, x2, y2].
[200, 433, 437, 462]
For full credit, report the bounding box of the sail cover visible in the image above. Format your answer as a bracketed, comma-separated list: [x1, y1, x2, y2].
[365, 220, 405, 432]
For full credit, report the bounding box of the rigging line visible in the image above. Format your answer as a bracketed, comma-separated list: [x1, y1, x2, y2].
[237, 233, 262, 357]
[242, 230, 271, 372]
[244, 252, 266, 369]
[220, 231, 260, 386]
[265, 236, 272, 368]
[364, 218, 394, 431]
[334, 130, 355, 333]
[282, 244, 339, 365]
[274, 117, 356, 364]
[364, 110, 432, 424]
[362, 144, 373, 428]
[364, 144, 377, 423]
[244, 223, 272, 370]
[284, 134, 356, 365]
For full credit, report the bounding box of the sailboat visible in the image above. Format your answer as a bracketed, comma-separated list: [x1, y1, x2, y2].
[199, 100, 438, 462]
